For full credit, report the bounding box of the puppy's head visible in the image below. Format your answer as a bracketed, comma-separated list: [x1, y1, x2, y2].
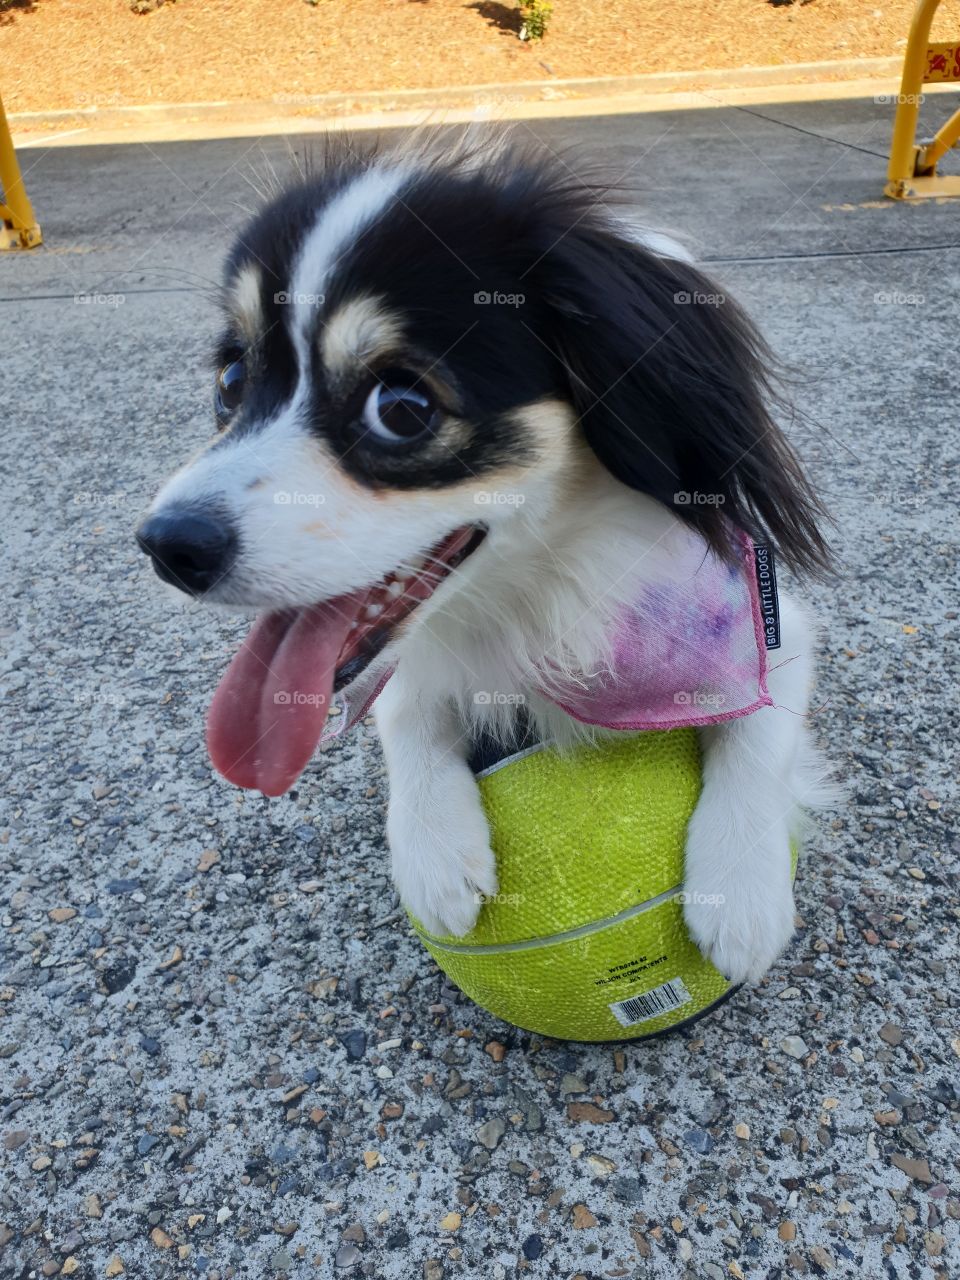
[137, 133, 826, 795]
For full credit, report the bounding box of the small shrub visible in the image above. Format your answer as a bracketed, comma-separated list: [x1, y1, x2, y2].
[518, 0, 553, 41]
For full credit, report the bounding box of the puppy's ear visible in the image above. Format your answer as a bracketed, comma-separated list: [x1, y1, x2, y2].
[537, 226, 829, 575]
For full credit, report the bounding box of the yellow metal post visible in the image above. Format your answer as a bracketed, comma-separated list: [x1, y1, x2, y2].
[0, 91, 42, 250]
[918, 103, 960, 169]
[886, 0, 960, 198]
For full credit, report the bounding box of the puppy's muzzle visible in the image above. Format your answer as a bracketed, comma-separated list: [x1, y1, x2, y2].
[136, 506, 238, 597]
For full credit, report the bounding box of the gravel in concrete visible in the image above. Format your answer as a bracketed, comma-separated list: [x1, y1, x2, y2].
[2, 96, 958, 1278]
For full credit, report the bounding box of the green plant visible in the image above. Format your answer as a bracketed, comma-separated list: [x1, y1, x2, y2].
[518, 0, 552, 41]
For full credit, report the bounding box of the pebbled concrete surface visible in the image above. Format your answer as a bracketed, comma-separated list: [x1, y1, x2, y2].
[2, 95, 959, 1280]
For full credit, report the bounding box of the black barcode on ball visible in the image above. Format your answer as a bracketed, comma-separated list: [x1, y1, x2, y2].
[609, 977, 693, 1027]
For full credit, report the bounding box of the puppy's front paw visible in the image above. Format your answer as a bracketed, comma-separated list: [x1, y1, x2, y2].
[388, 772, 498, 937]
[682, 812, 796, 984]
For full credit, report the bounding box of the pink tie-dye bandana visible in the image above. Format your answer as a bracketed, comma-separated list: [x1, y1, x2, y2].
[544, 528, 774, 730]
[322, 527, 774, 742]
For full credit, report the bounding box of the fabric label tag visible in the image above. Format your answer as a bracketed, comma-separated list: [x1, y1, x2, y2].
[753, 544, 781, 650]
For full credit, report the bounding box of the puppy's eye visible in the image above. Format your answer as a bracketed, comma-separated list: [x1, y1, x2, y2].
[215, 359, 246, 423]
[361, 372, 439, 443]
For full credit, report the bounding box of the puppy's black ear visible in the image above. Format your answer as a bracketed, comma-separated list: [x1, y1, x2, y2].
[537, 225, 828, 575]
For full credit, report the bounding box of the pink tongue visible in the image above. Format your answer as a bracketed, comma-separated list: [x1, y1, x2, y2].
[206, 595, 362, 796]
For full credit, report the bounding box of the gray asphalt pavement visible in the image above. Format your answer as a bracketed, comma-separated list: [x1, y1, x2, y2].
[2, 92, 959, 1280]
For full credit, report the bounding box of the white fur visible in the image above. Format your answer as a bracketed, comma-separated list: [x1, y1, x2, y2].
[230, 264, 265, 345]
[147, 156, 831, 983]
[679, 595, 830, 981]
[154, 381, 827, 980]
[290, 164, 410, 362]
[148, 394, 582, 614]
[375, 462, 829, 983]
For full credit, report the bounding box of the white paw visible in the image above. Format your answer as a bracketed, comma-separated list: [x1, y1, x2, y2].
[388, 770, 498, 937]
[682, 812, 796, 984]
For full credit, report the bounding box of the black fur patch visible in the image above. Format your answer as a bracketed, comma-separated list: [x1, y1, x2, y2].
[214, 136, 828, 573]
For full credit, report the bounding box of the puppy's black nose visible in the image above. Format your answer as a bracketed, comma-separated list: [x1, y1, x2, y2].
[136, 508, 237, 596]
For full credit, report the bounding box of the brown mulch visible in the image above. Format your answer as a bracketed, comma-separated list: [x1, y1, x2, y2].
[0, 0, 934, 116]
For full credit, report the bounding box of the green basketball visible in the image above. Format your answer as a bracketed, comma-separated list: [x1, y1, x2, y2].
[408, 728, 798, 1042]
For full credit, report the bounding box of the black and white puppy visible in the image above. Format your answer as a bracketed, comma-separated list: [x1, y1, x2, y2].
[138, 134, 830, 984]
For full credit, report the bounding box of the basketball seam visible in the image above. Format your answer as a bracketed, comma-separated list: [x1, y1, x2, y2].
[412, 881, 686, 955]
